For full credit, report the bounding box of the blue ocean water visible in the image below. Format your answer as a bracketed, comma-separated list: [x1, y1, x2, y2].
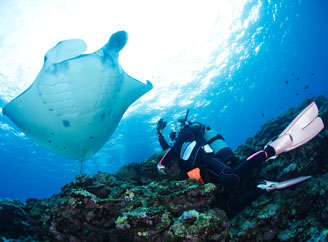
[0, 0, 327, 202]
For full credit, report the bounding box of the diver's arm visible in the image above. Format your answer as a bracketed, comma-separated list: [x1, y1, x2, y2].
[156, 118, 169, 150]
[157, 131, 170, 150]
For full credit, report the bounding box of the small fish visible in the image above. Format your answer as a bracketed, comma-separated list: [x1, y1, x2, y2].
[311, 73, 314, 75]
[304, 85, 309, 90]
[285, 80, 288, 85]
[291, 72, 295, 76]
[296, 77, 299, 81]
[296, 92, 299, 96]
[262, 113, 265, 118]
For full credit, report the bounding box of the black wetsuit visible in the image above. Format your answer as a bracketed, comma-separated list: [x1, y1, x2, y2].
[158, 126, 275, 217]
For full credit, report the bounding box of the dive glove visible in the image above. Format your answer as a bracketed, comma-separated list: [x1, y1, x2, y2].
[157, 118, 167, 132]
[157, 162, 166, 175]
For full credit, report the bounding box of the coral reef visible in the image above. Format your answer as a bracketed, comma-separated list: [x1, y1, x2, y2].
[16, 174, 224, 242]
[0, 198, 34, 241]
[1, 96, 327, 241]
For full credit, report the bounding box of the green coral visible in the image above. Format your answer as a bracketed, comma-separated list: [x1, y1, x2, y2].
[204, 183, 217, 193]
[115, 215, 130, 230]
[167, 209, 230, 241]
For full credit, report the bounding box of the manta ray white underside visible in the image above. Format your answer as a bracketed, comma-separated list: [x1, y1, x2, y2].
[3, 31, 153, 161]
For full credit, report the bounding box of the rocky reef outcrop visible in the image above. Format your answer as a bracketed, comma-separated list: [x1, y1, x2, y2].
[1, 96, 327, 242]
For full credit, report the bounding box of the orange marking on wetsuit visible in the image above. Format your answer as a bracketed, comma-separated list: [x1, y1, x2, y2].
[187, 168, 204, 184]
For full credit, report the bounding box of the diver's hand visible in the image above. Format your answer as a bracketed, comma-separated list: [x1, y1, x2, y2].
[156, 118, 167, 133]
[157, 162, 166, 175]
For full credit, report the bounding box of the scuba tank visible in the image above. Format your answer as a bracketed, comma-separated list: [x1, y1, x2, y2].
[204, 129, 238, 164]
[179, 109, 238, 164]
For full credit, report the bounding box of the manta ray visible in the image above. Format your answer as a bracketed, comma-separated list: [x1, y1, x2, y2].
[3, 31, 153, 161]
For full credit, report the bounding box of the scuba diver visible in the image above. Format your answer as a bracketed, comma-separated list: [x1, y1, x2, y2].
[155, 102, 324, 217]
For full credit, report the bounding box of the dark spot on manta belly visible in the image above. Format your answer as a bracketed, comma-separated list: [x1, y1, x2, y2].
[63, 120, 70, 127]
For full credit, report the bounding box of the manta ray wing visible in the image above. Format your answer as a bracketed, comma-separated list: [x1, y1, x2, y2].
[3, 31, 152, 161]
